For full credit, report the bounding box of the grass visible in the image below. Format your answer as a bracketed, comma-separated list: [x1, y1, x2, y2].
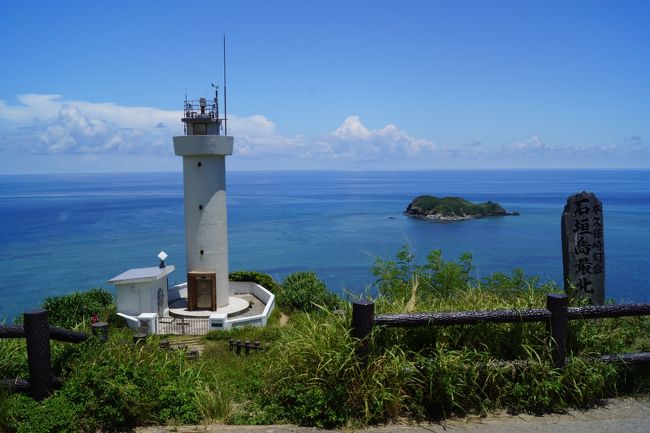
[1, 251, 650, 431]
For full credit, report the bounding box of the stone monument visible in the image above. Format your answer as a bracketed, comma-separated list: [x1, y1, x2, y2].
[561, 191, 605, 304]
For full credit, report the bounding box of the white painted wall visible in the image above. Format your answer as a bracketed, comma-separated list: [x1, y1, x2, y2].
[174, 135, 233, 308]
[115, 279, 168, 317]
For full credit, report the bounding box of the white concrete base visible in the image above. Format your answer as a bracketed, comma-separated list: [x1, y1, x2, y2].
[165, 280, 275, 332]
[169, 295, 249, 318]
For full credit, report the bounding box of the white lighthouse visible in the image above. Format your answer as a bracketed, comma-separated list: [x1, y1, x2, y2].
[109, 68, 276, 332]
[174, 89, 232, 310]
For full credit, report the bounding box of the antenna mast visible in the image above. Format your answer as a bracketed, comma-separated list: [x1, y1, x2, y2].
[223, 33, 228, 136]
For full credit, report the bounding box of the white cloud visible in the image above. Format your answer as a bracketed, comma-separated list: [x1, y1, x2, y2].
[228, 114, 304, 157]
[0, 94, 181, 155]
[226, 115, 438, 162]
[32, 105, 158, 154]
[315, 116, 437, 160]
[511, 135, 547, 152]
[0, 94, 439, 162]
[14, 93, 644, 169]
[0, 94, 181, 130]
[0, 94, 316, 158]
[496, 135, 650, 167]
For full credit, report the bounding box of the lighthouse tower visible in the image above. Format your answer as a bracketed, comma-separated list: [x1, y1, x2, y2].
[174, 88, 232, 310]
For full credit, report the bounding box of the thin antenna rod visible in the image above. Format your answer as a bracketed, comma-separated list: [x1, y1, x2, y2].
[223, 33, 228, 136]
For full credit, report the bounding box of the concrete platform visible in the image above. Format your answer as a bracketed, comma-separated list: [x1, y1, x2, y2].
[168, 295, 250, 318]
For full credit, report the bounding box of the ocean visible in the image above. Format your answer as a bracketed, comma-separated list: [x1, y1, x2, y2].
[1, 169, 649, 322]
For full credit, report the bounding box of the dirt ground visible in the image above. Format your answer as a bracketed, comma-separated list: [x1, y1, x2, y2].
[135, 396, 650, 433]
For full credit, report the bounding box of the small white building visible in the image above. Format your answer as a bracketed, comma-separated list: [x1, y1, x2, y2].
[108, 265, 175, 317]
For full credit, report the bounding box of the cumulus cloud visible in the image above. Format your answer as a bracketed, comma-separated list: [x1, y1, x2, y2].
[0, 94, 314, 158]
[0, 94, 180, 154]
[229, 114, 303, 157]
[32, 105, 160, 154]
[315, 116, 437, 160]
[225, 115, 437, 162]
[3, 93, 647, 171]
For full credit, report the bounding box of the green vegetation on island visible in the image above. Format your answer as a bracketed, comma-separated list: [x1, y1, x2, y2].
[1, 251, 649, 431]
[405, 195, 519, 221]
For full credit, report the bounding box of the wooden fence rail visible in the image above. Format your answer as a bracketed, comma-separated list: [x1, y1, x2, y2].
[352, 293, 650, 368]
[0, 309, 91, 400]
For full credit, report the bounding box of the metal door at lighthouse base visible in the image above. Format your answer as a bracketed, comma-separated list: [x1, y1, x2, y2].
[187, 271, 216, 311]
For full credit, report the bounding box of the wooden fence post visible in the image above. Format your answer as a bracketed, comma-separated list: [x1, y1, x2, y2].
[546, 294, 568, 369]
[351, 300, 374, 361]
[23, 309, 54, 400]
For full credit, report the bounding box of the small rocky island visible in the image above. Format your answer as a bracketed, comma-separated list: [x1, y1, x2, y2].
[404, 195, 519, 222]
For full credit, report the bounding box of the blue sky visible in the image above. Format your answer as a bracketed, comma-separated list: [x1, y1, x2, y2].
[1, 0, 649, 173]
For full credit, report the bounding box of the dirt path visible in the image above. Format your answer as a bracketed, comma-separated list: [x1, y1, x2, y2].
[135, 396, 650, 433]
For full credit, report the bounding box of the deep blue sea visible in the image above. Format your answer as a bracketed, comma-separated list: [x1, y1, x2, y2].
[1, 170, 649, 322]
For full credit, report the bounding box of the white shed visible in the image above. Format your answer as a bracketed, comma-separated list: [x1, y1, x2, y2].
[108, 266, 175, 317]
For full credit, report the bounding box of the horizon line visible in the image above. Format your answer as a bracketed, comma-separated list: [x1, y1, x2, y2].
[2, 167, 650, 177]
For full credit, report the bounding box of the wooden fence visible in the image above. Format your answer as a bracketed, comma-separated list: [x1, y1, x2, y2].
[351, 293, 650, 367]
[0, 309, 91, 400]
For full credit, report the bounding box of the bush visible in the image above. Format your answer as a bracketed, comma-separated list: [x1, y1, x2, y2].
[3, 250, 650, 430]
[41, 288, 113, 329]
[229, 271, 282, 295]
[6, 393, 81, 433]
[259, 314, 413, 427]
[277, 271, 340, 313]
[4, 330, 216, 432]
[412, 346, 618, 418]
[372, 245, 475, 301]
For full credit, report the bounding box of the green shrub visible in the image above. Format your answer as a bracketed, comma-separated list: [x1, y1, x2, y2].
[259, 313, 413, 427]
[372, 246, 474, 301]
[6, 393, 81, 433]
[4, 330, 216, 432]
[60, 335, 206, 429]
[41, 288, 113, 329]
[3, 249, 650, 431]
[277, 271, 340, 313]
[0, 389, 15, 433]
[411, 345, 618, 418]
[229, 271, 282, 295]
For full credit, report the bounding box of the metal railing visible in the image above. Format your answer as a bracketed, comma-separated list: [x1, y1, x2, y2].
[183, 100, 217, 119]
[156, 316, 210, 335]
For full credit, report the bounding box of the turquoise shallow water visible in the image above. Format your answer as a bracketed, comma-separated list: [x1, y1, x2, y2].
[1, 169, 649, 321]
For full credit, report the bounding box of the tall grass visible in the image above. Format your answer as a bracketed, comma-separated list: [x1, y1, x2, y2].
[41, 288, 113, 329]
[0, 339, 27, 381]
[257, 312, 414, 428]
[3, 329, 221, 433]
[2, 257, 649, 431]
